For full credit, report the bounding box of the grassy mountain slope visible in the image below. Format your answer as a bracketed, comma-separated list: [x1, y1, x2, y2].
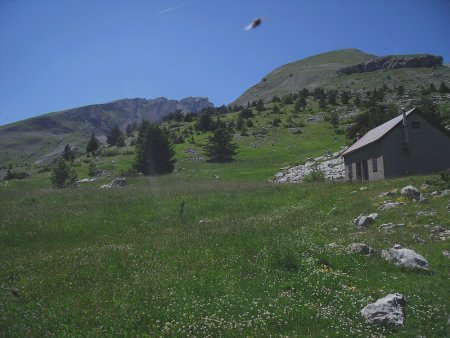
[233, 49, 450, 106]
[1, 99, 449, 336]
[0, 97, 212, 166]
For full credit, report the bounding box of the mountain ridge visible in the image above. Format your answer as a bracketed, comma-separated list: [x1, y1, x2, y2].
[0, 97, 213, 166]
[232, 49, 450, 106]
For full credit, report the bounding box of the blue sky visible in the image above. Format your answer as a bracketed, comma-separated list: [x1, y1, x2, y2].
[0, 0, 449, 125]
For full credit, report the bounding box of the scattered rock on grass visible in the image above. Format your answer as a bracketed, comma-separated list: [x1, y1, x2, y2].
[99, 177, 127, 189]
[379, 223, 404, 230]
[400, 185, 421, 201]
[430, 226, 450, 240]
[378, 201, 404, 210]
[378, 190, 398, 198]
[381, 247, 429, 270]
[346, 243, 375, 255]
[361, 293, 406, 326]
[76, 178, 96, 184]
[354, 213, 378, 227]
[417, 210, 437, 218]
[413, 234, 427, 243]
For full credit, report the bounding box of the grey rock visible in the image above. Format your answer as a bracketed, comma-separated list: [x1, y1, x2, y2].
[99, 177, 127, 189]
[413, 234, 427, 243]
[400, 185, 421, 201]
[417, 210, 437, 217]
[430, 226, 450, 240]
[354, 213, 378, 227]
[76, 178, 96, 184]
[378, 201, 404, 210]
[346, 243, 375, 255]
[274, 151, 345, 183]
[443, 251, 450, 258]
[393, 244, 402, 249]
[361, 293, 407, 326]
[381, 247, 429, 270]
[379, 223, 404, 230]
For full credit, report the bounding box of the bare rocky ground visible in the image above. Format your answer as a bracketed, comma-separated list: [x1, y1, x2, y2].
[274, 147, 347, 183]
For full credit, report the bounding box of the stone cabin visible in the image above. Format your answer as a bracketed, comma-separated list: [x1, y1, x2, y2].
[342, 108, 450, 181]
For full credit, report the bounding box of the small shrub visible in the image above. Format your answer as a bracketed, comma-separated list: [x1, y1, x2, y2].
[50, 158, 78, 188]
[119, 168, 139, 177]
[4, 169, 29, 181]
[88, 161, 97, 177]
[268, 242, 300, 272]
[122, 149, 135, 156]
[425, 169, 450, 190]
[303, 167, 326, 183]
[99, 148, 121, 157]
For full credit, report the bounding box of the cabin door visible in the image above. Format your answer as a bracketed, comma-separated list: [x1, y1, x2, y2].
[355, 161, 369, 181]
[362, 160, 369, 180]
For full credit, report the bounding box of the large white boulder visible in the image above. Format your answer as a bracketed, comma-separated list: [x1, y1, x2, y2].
[361, 293, 406, 326]
[381, 247, 428, 270]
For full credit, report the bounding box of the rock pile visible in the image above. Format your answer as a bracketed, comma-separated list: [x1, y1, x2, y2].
[274, 149, 346, 183]
[99, 177, 127, 189]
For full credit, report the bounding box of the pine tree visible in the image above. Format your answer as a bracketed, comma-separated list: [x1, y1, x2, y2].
[134, 122, 176, 175]
[86, 133, 100, 154]
[340, 90, 351, 104]
[438, 81, 450, 94]
[50, 157, 77, 188]
[416, 96, 443, 126]
[203, 126, 238, 162]
[63, 144, 74, 161]
[107, 126, 125, 147]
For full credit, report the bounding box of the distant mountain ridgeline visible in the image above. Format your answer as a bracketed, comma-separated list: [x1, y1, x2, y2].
[337, 54, 443, 75]
[0, 97, 213, 166]
[232, 49, 450, 106]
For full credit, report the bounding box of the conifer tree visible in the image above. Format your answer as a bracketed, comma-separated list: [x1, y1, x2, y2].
[50, 157, 77, 188]
[438, 81, 450, 94]
[63, 144, 74, 161]
[86, 133, 100, 154]
[203, 126, 238, 162]
[134, 121, 176, 175]
[107, 126, 125, 147]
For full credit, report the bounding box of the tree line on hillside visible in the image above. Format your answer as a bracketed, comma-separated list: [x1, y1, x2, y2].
[7, 79, 449, 185]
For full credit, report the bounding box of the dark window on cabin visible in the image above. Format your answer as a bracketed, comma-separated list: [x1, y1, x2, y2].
[412, 121, 420, 129]
[372, 158, 378, 172]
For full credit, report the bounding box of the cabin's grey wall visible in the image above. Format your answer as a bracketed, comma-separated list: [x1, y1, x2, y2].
[382, 113, 450, 177]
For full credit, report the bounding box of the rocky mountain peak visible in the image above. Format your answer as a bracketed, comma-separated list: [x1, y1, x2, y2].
[337, 54, 443, 75]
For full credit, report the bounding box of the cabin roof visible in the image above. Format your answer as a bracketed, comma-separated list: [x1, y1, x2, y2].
[342, 108, 415, 157]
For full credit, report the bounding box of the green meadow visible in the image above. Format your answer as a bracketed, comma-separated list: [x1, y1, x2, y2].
[1, 107, 449, 337]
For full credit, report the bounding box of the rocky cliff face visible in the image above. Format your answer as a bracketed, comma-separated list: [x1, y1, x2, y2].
[337, 55, 443, 75]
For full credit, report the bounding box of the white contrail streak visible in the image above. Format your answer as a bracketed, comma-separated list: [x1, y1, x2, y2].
[158, 2, 189, 14]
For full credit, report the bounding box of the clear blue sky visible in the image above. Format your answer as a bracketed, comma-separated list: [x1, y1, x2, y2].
[1, 0, 449, 125]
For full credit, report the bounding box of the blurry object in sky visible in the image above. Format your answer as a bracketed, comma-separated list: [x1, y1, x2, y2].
[158, 2, 189, 15]
[244, 17, 267, 31]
